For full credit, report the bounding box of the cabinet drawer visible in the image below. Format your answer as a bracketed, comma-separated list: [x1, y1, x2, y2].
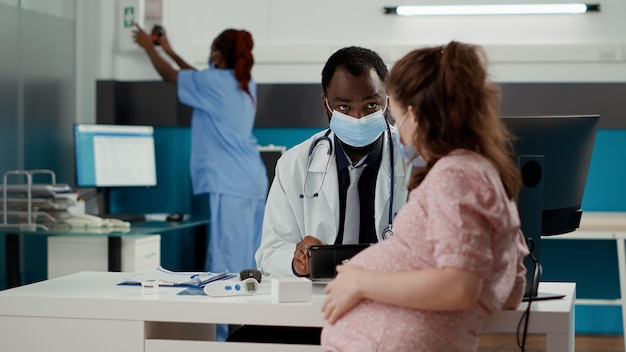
[122, 235, 161, 272]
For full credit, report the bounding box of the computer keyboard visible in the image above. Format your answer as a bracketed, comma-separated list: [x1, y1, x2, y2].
[103, 213, 146, 223]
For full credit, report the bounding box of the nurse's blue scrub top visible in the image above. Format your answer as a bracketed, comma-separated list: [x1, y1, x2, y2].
[178, 67, 268, 199]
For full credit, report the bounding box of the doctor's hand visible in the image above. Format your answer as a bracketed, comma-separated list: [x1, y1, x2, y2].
[322, 264, 365, 324]
[292, 235, 325, 276]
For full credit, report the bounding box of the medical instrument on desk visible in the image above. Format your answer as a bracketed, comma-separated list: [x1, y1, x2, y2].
[299, 124, 397, 239]
[141, 280, 161, 295]
[240, 268, 262, 283]
[203, 277, 259, 297]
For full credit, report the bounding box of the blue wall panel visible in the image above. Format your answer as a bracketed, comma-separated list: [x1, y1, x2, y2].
[542, 240, 620, 299]
[575, 306, 623, 335]
[581, 130, 626, 211]
[254, 127, 325, 149]
[541, 129, 626, 334]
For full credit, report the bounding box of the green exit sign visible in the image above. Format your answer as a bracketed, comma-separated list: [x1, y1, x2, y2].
[123, 6, 134, 28]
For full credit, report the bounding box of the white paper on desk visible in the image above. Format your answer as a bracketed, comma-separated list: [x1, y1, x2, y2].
[120, 266, 230, 287]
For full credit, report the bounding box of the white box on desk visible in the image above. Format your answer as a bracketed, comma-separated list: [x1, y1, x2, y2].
[271, 277, 312, 303]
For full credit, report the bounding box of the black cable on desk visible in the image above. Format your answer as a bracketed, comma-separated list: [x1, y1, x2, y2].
[517, 237, 541, 351]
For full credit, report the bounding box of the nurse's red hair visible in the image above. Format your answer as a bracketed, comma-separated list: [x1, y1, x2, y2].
[212, 29, 255, 103]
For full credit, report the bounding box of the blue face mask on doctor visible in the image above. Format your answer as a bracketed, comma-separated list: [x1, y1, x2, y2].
[326, 99, 388, 148]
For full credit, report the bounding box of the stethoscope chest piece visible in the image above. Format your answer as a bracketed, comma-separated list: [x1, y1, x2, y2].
[383, 226, 393, 240]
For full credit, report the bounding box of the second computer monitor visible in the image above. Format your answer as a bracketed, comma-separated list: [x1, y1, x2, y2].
[73, 124, 157, 188]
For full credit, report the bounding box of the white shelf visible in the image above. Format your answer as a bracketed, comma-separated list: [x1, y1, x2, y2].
[543, 211, 626, 350]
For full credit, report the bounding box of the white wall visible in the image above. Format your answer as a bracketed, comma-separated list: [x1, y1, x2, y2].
[20, 0, 75, 19]
[86, 0, 626, 85]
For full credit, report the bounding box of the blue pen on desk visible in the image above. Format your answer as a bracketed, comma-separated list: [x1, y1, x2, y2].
[190, 274, 200, 279]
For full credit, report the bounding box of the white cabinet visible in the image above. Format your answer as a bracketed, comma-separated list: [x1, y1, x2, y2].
[0, 317, 144, 352]
[48, 235, 160, 278]
[120, 235, 161, 273]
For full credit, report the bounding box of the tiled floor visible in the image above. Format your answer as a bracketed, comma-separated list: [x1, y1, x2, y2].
[478, 334, 625, 352]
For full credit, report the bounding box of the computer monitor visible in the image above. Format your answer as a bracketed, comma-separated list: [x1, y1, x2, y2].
[502, 115, 599, 298]
[258, 145, 287, 188]
[73, 124, 157, 188]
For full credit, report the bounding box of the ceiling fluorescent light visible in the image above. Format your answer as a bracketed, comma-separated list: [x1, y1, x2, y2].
[384, 3, 600, 16]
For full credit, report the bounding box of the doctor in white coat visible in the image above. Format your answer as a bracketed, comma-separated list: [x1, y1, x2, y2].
[255, 46, 412, 278]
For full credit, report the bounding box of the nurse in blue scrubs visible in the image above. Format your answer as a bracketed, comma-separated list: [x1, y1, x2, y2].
[133, 26, 268, 338]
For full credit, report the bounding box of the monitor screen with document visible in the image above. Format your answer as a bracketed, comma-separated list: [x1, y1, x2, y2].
[73, 124, 157, 188]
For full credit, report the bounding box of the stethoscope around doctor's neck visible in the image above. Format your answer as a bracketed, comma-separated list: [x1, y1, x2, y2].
[298, 123, 396, 240]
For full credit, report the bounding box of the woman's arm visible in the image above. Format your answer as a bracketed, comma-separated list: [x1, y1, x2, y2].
[503, 237, 529, 310]
[503, 285, 524, 310]
[157, 29, 195, 71]
[322, 265, 483, 324]
[132, 24, 178, 83]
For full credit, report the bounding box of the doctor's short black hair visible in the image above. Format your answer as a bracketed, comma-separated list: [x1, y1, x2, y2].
[321, 46, 388, 94]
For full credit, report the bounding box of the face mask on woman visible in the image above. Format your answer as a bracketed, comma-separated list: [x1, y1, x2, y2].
[393, 110, 426, 167]
[326, 100, 387, 148]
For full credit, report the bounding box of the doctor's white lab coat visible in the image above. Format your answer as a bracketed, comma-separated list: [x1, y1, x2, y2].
[255, 128, 410, 277]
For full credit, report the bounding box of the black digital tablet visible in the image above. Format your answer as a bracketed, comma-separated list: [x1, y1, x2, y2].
[307, 244, 372, 281]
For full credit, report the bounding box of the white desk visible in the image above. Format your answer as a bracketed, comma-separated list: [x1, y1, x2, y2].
[0, 272, 575, 352]
[543, 211, 626, 351]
